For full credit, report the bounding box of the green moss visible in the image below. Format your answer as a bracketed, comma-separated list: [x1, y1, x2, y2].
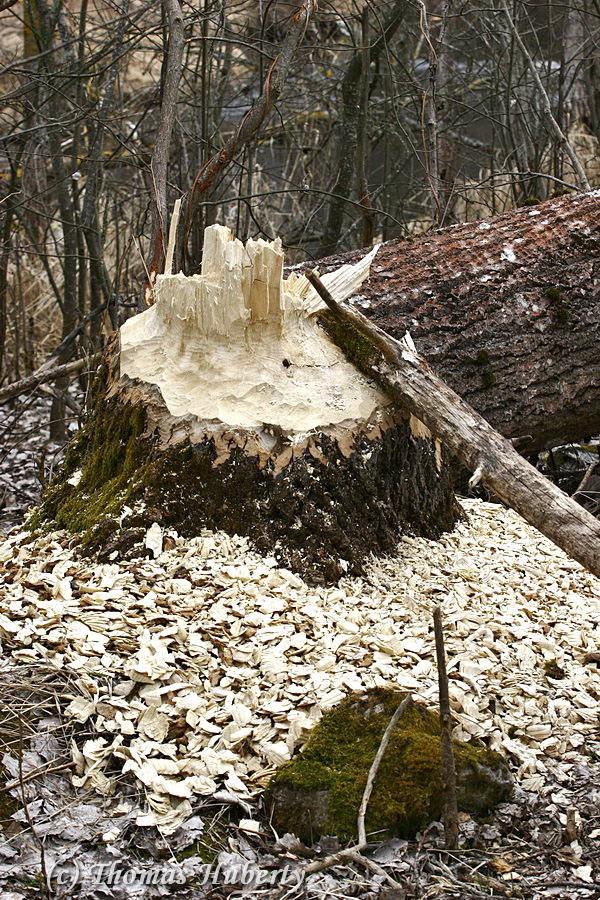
[267, 689, 511, 843]
[544, 287, 562, 302]
[553, 305, 570, 325]
[473, 349, 496, 386]
[543, 287, 571, 325]
[19, 875, 45, 890]
[175, 812, 229, 864]
[319, 311, 382, 375]
[519, 196, 541, 207]
[544, 659, 566, 680]
[29, 397, 154, 546]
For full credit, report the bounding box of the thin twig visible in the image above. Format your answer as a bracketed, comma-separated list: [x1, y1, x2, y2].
[1, 760, 75, 794]
[433, 605, 459, 850]
[358, 695, 411, 846]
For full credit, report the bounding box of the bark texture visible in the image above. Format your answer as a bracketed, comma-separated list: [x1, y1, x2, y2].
[32, 347, 457, 583]
[310, 190, 600, 451]
[310, 276, 600, 578]
[32, 227, 458, 583]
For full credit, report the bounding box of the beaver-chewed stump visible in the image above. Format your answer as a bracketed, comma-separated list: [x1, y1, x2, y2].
[33, 225, 459, 581]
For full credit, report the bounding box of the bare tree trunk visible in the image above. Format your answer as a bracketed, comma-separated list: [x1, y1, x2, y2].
[318, 0, 407, 258]
[436, 0, 456, 222]
[183, 0, 318, 272]
[81, 0, 130, 333]
[564, 0, 590, 128]
[420, 1, 441, 222]
[356, 7, 375, 248]
[32, 0, 79, 440]
[500, 0, 590, 191]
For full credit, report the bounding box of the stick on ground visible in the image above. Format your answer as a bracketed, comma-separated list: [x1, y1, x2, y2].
[302, 696, 411, 884]
[433, 605, 459, 850]
[357, 695, 411, 846]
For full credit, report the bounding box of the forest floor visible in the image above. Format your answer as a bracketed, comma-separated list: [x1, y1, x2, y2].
[0, 399, 599, 899]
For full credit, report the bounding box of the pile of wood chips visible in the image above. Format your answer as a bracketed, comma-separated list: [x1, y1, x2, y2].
[0, 499, 599, 835]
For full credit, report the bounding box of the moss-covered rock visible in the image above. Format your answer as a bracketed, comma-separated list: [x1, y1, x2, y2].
[267, 689, 512, 844]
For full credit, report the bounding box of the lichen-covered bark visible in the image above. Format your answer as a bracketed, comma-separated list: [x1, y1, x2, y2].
[309, 191, 600, 451]
[32, 357, 459, 583]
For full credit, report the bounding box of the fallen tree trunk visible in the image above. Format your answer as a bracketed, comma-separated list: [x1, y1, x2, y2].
[308, 190, 600, 451]
[307, 271, 600, 578]
[32, 226, 458, 582]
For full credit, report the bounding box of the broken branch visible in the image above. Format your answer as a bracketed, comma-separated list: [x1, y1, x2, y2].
[0, 355, 101, 405]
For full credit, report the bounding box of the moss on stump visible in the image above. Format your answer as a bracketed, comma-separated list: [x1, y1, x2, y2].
[267, 689, 512, 844]
[30, 378, 459, 583]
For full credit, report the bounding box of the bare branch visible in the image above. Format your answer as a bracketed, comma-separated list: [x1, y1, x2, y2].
[145, 0, 185, 303]
[499, 0, 591, 191]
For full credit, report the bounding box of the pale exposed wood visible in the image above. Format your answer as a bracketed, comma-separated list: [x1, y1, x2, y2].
[164, 196, 182, 277]
[306, 270, 600, 580]
[121, 227, 387, 434]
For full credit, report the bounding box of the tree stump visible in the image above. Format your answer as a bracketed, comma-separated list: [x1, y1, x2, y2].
[33, 226, 458, 582]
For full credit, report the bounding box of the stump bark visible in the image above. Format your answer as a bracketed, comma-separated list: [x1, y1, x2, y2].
[34, 226, 458, 582]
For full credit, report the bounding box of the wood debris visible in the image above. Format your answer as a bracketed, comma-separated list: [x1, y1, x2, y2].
[1, 499, 599, 835]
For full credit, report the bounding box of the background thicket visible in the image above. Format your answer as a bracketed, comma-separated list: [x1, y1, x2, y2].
[1, 0, 599, 436]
